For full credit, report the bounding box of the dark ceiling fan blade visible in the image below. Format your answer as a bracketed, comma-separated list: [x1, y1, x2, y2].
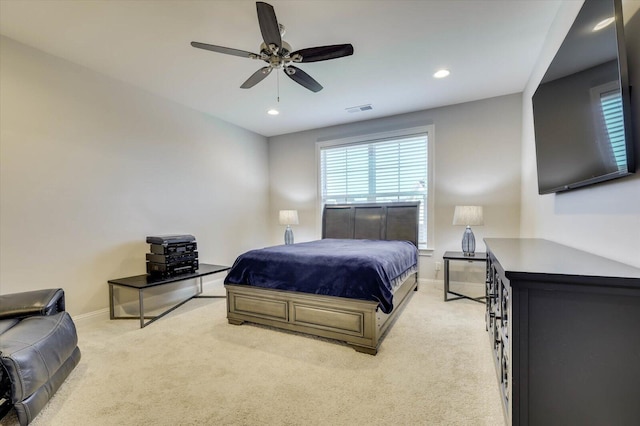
[285, 66, 323, 92]
[256, 2, 281, 52]
[240, 67, 273, 89]
[191, 42, 258, 59]
[290, 44, 354, 63]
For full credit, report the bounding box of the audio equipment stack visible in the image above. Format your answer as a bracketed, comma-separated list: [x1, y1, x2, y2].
[145, 235, 198, 277]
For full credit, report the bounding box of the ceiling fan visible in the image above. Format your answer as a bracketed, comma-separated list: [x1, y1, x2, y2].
[191, 1, 354, 93]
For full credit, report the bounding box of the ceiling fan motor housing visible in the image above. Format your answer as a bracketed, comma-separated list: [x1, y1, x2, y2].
[260, 41, 295, 69]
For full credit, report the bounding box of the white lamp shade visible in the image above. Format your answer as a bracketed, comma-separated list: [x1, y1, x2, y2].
[279, 210, 299, 225]
[453, 206, 484, 226]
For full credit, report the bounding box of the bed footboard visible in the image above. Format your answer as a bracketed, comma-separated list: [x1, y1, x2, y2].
[225, 273, 417, 355]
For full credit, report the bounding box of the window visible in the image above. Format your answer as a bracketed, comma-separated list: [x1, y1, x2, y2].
[317, 126, 434, 249]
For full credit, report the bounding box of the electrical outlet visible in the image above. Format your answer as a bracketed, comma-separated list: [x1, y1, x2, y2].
[435, 262, 441, 271]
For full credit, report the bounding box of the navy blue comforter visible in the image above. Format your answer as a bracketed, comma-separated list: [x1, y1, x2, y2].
[224, 239, 418, 313]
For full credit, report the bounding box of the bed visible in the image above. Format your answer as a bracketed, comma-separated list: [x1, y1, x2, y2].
[224, 202, 420, 355]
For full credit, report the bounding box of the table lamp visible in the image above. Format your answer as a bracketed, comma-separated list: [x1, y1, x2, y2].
[453, 206, 483, 256]
[279, 210, 299, 245]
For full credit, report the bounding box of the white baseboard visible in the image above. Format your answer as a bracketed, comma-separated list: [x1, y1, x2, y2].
[418, 278, 440, 289]
[201, 277, 226, 295]
[73, 308, 110, 324]
[75, 276, 483, 324]
[74, 277, 226, 325]
[417, 278, 484, 297]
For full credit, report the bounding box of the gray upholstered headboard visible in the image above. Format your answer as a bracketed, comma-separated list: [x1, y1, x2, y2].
[322, 202, 420, 247]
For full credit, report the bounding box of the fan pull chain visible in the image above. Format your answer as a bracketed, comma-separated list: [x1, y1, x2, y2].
[277, 70, 280, 103]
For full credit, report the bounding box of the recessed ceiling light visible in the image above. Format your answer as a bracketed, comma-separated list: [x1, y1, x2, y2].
[267, 109, 279, 115]
[593, 17, 614, 31]
[433, 69, 450, 79]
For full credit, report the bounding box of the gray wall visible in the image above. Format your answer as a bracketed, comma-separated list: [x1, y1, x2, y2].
[268, 93, 523, 284]
[520, 1, 640, 268]
[0, 36, 270, 315]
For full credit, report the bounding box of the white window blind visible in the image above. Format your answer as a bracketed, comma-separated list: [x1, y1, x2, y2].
[320, 133, 429, 245]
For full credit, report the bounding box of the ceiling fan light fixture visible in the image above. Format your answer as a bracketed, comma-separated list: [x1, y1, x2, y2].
[433, 69, 450, 79]
[267, 109, 280, 115]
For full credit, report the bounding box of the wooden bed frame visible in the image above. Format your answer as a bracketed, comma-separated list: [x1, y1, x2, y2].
[224, 202, 420, 355]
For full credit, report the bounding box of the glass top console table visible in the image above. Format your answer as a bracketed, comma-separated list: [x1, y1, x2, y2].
[108, 263, 230, 328]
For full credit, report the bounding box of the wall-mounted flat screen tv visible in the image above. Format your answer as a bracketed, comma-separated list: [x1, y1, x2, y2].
[532, 0, 635, 194]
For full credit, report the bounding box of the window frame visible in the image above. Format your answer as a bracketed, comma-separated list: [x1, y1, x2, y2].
[315, 125, 435, 253]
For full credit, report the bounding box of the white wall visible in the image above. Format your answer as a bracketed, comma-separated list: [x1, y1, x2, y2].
[521, 2, 640, 268]
[268, 93, 523, 283]
[0, 36, 270, 315]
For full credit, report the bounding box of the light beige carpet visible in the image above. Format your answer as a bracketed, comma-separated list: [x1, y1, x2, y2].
[1, 285, 504, 426]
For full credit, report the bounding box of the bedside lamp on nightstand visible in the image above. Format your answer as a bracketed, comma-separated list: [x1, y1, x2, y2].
[279, 210, 299, 245]
[453, 205, 483, 256]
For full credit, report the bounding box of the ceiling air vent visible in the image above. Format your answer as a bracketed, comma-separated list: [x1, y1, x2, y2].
[346, 104, 373, 113]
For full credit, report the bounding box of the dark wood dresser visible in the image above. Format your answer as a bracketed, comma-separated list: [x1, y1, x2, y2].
[484, 238, 640, 426]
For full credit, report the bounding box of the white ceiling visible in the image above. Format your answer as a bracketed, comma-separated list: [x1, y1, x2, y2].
[0, 0, 565, 137]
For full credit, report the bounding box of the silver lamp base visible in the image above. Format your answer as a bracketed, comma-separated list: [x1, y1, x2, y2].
[461, 226, 476, 256]
[284, 225, 294, 245]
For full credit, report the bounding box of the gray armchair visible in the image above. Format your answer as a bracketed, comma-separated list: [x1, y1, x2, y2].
[0, 289, 81, 425]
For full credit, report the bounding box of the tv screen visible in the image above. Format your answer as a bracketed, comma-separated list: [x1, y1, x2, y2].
[532, 0, 635, 194]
